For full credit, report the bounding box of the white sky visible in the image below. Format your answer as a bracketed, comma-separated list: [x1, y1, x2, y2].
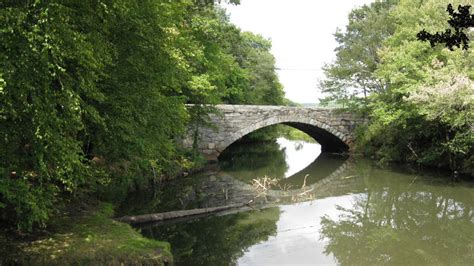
[221, 0, 374, 103]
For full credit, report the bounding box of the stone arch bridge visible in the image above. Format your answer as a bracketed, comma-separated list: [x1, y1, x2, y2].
[184, 105, 365, 161]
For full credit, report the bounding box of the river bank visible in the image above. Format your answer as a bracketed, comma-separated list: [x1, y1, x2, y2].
[0, 151, 212, 265]
[0, 201, 172, 265]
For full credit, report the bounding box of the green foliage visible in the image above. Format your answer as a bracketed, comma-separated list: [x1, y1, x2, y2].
[325, 0, 474, 174]
[0, 202, 172, 265]
[417, 4, 474, 50]
[276, 125, 317, 143]
[0, 0, 286, 231]
[227, 32, 286, 141]
[233, 32, 286, 105]
[1, 1, 109, 230]
[319, 0, 399, 109]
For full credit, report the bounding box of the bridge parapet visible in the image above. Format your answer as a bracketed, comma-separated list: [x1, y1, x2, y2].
[183, 105, 365, 161]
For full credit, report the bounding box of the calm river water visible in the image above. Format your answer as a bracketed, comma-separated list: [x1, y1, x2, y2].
[123, 137, 474, 265]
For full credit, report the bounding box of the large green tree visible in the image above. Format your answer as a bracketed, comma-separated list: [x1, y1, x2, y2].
[0, 0, 286, 230]
[320, 0, 473, 174]
[233, 32, 285, 105]
[360, 0, 474, 171]
[319, 0, 398, 108]
[1, 1, 115, 230]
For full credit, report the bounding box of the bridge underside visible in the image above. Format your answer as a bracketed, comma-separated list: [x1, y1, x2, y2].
[283, 122, 349, 153]
[183, 104, 364, 161]
[207, 123, 350, 161]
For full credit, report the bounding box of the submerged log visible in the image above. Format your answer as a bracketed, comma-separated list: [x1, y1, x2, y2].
[115, 203, 248, 224]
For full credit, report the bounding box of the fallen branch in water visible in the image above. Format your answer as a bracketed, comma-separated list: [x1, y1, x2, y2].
[292, 174, 315, 202]
[251, 176, 278, 198]
[301, 174, 308, 189]
[251, 174, 316, 202]
[115, 203, 247, 224]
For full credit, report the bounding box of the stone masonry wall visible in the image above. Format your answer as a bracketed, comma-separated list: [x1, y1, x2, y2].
[183, 105, 365, 161]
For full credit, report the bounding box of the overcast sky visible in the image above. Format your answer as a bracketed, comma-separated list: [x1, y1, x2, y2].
[221, 0, 374, 104]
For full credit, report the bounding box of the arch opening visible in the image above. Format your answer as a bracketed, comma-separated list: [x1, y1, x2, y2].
[218, 124, 321, 175]
[216, 123, 350, 190]
[217, 120, 349, 157]
[282, 122, 348, 153]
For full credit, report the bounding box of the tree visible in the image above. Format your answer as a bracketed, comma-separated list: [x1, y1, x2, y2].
[358, 0, 474, 172]
[0, 0, 288, 231]
[233, 32, 285, 105]
[1, 1, 113, 230]
[417, 4, 474, 50]
[320, 0, 473, 173]
[319, 0, 398, 109]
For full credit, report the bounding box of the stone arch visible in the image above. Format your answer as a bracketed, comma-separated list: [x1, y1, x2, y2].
[216, 115, 350, 156]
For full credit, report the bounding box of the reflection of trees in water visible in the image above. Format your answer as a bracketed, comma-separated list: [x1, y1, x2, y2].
[219, 139, 288, 181]
[142, 207, 280, 266]
[219, 137, 350, 187]
[320, 171, 474, 265]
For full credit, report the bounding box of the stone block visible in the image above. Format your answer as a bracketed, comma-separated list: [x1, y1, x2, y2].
[186, 104, 362, 160]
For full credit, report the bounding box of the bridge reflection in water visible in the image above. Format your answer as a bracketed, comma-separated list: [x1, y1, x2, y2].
[118, 136, 358, 218]
[217, 134, 359, 203]
[136, 139, 474, 265]
[121, 121, 474, 266]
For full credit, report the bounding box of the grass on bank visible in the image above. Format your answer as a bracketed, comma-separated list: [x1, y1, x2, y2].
[277, 125, 317, 143]
[0, 202, 172, 265]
